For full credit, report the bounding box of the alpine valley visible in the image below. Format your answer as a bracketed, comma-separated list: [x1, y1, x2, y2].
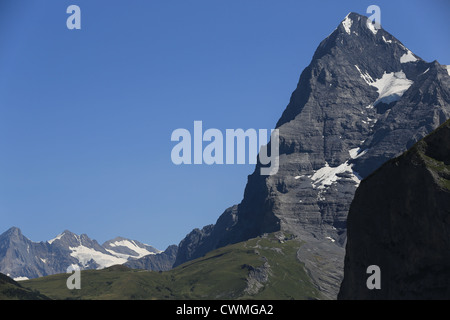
[2, 12, 449, 300]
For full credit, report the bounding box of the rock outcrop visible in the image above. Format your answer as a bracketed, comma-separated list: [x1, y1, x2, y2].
[125, 245, 178, 271]
[339, 119, 450, 299]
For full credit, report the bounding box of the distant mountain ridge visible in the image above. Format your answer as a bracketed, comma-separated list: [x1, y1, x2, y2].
[0, 227, 175, 280]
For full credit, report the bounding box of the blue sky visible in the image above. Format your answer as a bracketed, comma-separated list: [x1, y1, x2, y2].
[0, 0, 448, 250]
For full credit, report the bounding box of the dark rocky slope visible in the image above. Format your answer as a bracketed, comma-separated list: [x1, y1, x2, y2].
[339, 119, 450, 299]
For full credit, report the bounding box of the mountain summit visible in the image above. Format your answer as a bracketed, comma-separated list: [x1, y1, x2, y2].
[173, 12, 450, 298]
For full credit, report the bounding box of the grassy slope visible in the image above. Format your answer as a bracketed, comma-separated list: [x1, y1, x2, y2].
[420, 152, 450, 190]
[22, 232, 322, 300]
[411, 119, 450, 190]
[0, 273, 49, 300]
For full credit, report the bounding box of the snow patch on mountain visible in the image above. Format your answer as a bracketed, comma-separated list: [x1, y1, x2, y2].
[13, 276, 29, 281]
[382, 36, 392, 44]
[370, 71, 413, 105]
[355, 66, 413, 105]
[69, 245, 128, 269]
[355, 65, 374, 85]
[47, 232, 64, 244]
[309, 147, 368, 190]
[311, 161, 361, 190]
[349, 147, 369, 159]
[400, 50, 418, 63]
[445, 65, 450, 76]
[325, 236, 336, 243]
[342, 14, 352, 35]
[366, 19, 378, 35]
[105, 239, 160, 260]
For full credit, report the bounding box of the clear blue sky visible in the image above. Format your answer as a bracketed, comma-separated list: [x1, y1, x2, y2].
[0, 0, 448, 250]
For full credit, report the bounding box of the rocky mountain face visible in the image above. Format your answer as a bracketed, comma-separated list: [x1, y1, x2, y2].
[174, 12, 450, 298]
[339, 119, 450, 300]
[125, 245, 178, 271]
[174, 206, 238, 267]
[0, 227, 174, 279]
[0, 227, 58, 280]
[102, 236, 161, 259]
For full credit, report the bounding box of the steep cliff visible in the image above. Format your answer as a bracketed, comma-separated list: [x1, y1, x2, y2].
[339, 119, 450, 299]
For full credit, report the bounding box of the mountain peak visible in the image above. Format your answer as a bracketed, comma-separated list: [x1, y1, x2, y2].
[103, 237, 161, 259]
[0, 227, 25, 241]
[103, 236, 129, 243]
[338, 12, 379, 36]
[47, 230, 76, 244]
[6, 227, 22, 235]
[279, 13, 425, 128]
[316, 11, 420, 64]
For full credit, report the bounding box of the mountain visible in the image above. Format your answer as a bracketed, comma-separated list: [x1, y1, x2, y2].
[125, 245, 178, 271]
[173, 12, 450, 299]
[102, 237, 161, 260]
[338, 119, 450, 300]
[0, 227, 56, 280]
[0, 227, 170, 280]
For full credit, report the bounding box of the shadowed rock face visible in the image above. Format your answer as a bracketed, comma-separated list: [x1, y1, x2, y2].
[174, 12, 450, 298]
[0, 272, 50, 300]
[125, 245, 178, 271]
[339, 119, 450, 300]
